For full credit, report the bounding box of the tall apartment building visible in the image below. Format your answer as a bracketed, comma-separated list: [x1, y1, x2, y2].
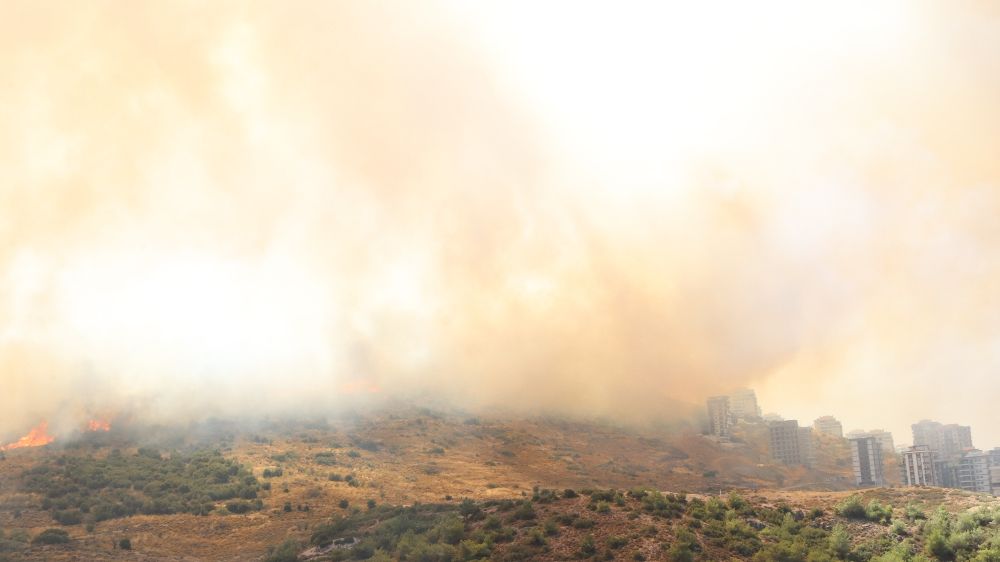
[813, 416, 844, 438]
[990, 465, 1000, 497]
[956, 450, 992, 494]
[901, 445, 938, 486]
[799, 426, 816, 467]
[769, 420, 811, 466]
[912, 420, 974, 460]
[846, 429, 895, 454]
[706, 396, 732, 437]
[987, 447, 1000, 467]
[850, 436, 886, 487]
[867, 429, 895, 454]
[729, 388, 762, 421]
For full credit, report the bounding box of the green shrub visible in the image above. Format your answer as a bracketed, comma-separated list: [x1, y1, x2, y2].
[836, 495, 867, 520]
[512, 501, 536, 521]
[32, 528, 69, 545]
[668, 543, 694, 562]
[22, 449, 262, 523]
[866, 500, 893, 524]
[265, 539, 300, 562]
[926, 528, 953, 560]
[579, 535, 597, 557]
[119, 538, 131, 550]
[830, 524, 851, 559]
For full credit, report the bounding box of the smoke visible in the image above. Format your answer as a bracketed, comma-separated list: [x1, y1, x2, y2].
[2, 2, 1000, 446]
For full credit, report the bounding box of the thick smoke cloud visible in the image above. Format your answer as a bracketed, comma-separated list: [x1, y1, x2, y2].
[2, 2, 1000, 446]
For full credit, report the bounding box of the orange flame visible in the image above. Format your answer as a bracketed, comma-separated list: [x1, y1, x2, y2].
[1, 421, 55, 451]
[87, 419, 111, 432]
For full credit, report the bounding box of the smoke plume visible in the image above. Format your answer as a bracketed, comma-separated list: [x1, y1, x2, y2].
[3, 2, 1000, 446]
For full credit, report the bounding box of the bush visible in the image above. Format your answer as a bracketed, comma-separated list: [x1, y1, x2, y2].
[314, 452, 336, 466]
[579, 535, 597, 558]
[119, 538, 131, 550]
[829, 524, 850, 558]
[527, 528, 547, 547]
[866, 500, 893, 524]
[668, 543, 694, 562]
[32, 528, 69, 545]
[925, 528, 953, 560]
[22, 449, 262, 523]
[836, 495, 867, 520]
[339, 499, 349, 509]
[512, 501, 536, 521]
[265, 539, 301, 562]
[563, 488, 578, 499]
[608, 536, 628, 549]
[53, 509, 83, 525]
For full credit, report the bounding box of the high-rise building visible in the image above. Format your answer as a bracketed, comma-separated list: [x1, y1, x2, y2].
[729, 388, 761, 421]
[990, 465, 1000, 497]
[706, 396, 732, 437]
[988, 447, 1000, 467]
[813, 416, 844, 438]
[769, 420, 810, 466]
[866, 429, 895, 454]
[901, 445, 938, 486]
[799, 426, 815, 466]
[912, 420, 974, 460]
[850, 436, 886, 487]
[956, 450, 991, 494]
[846, 429, 894, 454]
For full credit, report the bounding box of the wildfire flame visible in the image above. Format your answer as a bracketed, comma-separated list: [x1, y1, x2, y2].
[87, 419, 111, 432]
[1, 421, 55, 451]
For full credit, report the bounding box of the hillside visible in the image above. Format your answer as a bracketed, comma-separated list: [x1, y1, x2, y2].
[0, 411, 988, 561]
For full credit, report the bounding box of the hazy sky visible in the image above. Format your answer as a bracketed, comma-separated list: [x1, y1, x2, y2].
[3, 2, 1000, 447]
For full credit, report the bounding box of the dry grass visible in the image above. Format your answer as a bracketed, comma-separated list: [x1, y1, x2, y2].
[0, 410, 935, 561]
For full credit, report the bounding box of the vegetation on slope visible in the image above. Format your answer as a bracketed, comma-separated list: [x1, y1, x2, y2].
[265, 489, 1000, 562]
[20, 447, 263, 524]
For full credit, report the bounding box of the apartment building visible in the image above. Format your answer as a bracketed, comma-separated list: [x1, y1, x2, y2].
[901, 445, 938, 486]
[957, 450, 992, 494]
[706, 396, 732, 437]
[813, 416, 844, 438]
[729, 388, 762, 421]
[769, 420, 811, 467]
[850, 436, 886, 487]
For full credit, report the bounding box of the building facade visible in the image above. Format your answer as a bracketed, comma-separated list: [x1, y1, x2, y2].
[846, 429, 895, 454]
[706, 396, 732, 437]
[729, 388, 762, 421]
[957, 450, 992, 494]
[813, 416, 844, 438]
[901, 445, 938, 486]
[850, 436, 886, 487]
[769, 420, 810, 466]
[912, 420, 974, 460]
